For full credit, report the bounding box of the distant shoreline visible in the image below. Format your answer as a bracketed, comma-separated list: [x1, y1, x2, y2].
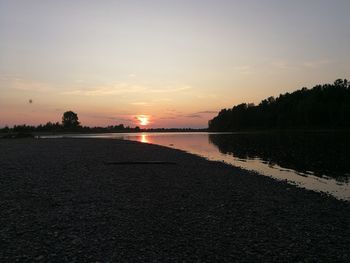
[0, 128, 350, 138]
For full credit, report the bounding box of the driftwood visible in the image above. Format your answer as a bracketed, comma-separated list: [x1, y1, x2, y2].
[104, 161, 176, 165]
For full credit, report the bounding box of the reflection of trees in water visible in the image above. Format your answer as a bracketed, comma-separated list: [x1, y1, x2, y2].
[209, 132, 350, 182]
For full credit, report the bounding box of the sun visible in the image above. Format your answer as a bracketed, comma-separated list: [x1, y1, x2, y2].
[136, 115, 150, 126]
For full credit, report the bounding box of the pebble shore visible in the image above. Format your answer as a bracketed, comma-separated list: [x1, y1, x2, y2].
[0, 138, 349, 262]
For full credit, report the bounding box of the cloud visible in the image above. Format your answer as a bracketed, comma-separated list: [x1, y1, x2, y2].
[0, 76, 53, 92]
[195, 110, 217, 114]
[184, 114, 202, 118]
[108, 117, 133, 122]
[158, 109, 216, 121]
[270, 60, 292, 70]
[149, 85, 192, 93]
[0, 75, 15, 81]
[195, 94, 218, 99]
[82, 113, 134, 124]
[232, 65, 254, 75]
[270, 59, 331, 70]
[61, 83, 147, 96]
[231, 59, 332, 73]
[159, 116, 177, 120]
[302, 59, 331, 68]
[152, 98, 172, 102]
[61, 83, 192, 96]
[165, 109, 182, 113]
[130, 102, 151, 106]
[183, 110, 217, 118]
[133, 114, 150, 119]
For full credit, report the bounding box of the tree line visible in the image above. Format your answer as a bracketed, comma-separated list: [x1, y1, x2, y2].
[0, 111, 141, 134]
[0, 111, 205, 135]
[208, 79, 350, 131]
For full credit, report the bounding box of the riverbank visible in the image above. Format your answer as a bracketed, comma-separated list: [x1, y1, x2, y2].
[0, 138, 349, 262]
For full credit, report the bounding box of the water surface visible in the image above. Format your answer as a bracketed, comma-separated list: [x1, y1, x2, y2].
[40, 132, 350, 201]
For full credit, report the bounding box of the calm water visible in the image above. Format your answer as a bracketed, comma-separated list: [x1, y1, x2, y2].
[41, 132, 350, 201]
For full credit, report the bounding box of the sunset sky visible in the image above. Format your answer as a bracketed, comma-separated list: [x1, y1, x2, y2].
[1, 0, 349, 128]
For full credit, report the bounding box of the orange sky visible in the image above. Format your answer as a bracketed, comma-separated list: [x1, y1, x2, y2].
[1, 1, 349, 128]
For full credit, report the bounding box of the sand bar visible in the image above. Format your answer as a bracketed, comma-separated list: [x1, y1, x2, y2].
[0, 139, 349, 262]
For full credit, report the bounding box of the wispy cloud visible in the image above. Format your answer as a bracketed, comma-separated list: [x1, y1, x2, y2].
[195, 110, 217, 114]
[149, 85, 192, 93]
[195, 94, 218, 99]
[302, 59, 331, 68]
[270, 60, 292, 70]
[130, 102, 152, 106]
[0, 74, 15, 81]
[165, 109, 183, 114]
[183, 110, 217, 118]
[270, 58, 331, 70]
[159, 116, 177, 120]
[0, 76, 54, 92]
[81, 112, 135, 124]
[61, 83, 192, 96]
[185, 114, 202, 118]
[234, 59, 332, 74]
[153, 98, 172, 102]
[61, 83, 146, 96]
[232, 65, 254, 75]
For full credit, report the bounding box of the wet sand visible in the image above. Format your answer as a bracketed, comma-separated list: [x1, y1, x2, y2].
[0, 139, 349, 262]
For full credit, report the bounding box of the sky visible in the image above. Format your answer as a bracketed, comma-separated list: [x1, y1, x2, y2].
[1, 0, 349, 128]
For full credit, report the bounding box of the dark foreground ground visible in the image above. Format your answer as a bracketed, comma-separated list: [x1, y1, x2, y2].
[0, 139, 349, 262]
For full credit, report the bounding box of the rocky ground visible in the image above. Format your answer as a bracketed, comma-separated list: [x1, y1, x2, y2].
[0, 138, 349, 262]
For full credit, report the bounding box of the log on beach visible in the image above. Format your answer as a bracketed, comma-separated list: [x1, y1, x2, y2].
[0, 139, 349, 262]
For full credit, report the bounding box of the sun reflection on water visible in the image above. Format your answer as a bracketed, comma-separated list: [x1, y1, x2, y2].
[140, 134, 149, 143]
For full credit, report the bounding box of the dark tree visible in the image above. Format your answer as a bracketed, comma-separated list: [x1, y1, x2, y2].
[208, 79, 350, 131]
[2, 126, 10, 133]
[62, 111, 80, 129]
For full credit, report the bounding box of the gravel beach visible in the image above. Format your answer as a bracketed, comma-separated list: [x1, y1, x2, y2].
[0, 138, 349, 262]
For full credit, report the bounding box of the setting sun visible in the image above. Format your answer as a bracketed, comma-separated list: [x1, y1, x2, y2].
[136, 115, 150, 126]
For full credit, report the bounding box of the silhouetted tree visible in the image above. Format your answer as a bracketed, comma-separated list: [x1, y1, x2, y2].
[2, 126, 10, 133]
[62, 111, 80, 129]
[208, 79, 350, 131]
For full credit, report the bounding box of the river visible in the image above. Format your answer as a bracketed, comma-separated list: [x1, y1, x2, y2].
[40, 131, 350, 201]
